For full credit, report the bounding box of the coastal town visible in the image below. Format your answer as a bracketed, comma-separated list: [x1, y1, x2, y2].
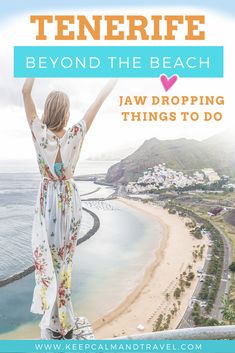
[126, 163, 231, 194]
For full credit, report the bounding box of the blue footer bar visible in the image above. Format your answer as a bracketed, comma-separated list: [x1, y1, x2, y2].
[0, 340, 234, 353]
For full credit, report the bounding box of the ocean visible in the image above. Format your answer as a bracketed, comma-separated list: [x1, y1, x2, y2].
[0, 160, 163, 336]
[0, 159, 117, 174]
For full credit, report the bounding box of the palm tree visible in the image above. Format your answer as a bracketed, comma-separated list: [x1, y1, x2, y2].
[221, 296, 229, 311]
[188, 264, 193, 272]
[223, 307, 235, 324]
[165, 293, 170, 301]
[220, 296, 235, 324]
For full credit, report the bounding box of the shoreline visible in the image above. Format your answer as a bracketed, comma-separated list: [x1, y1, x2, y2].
[0, 196, 207, 340]
[93, 197, 208, 339]
[92, 198, 169, 333]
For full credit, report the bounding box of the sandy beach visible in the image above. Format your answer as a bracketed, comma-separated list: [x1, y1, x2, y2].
[94, 197, 208, 339]
[0, 197, 208, 340]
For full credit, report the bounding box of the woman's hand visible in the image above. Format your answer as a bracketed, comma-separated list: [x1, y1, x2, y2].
[83, 79, 118, 132]
[97, 79, 118, 101]
[22, 78, 37, 125]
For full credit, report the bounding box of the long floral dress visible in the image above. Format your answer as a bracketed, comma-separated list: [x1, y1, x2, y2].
[29, 114, 87, 335]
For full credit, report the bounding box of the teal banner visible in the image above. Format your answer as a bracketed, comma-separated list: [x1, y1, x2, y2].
[14, 46, 223, 78]
[0, 340, 235, 353]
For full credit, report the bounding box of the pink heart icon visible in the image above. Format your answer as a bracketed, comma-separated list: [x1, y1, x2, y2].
[160, 74, 178, 92]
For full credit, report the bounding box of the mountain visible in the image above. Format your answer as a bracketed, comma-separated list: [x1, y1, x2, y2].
[105, 130, 235, 185]
[202, 130, 235, 176]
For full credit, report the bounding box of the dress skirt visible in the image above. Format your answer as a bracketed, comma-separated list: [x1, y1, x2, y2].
[30, 178, 82, 335]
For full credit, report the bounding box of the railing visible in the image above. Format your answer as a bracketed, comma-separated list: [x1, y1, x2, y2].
[110, 326, 235, 340]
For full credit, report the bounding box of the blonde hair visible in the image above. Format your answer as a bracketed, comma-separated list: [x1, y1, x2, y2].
[42, 91, 70, 132]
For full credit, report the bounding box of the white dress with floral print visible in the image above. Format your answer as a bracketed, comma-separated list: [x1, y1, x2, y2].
[29, 115, 86, 335]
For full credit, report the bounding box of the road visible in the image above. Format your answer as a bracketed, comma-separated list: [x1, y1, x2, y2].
[178, 225, 232, 328]
[178, 238, 211, 328]
[211, 225, 232, 320]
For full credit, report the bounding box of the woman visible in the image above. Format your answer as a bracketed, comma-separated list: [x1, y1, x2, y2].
[22, 78, 117, 339]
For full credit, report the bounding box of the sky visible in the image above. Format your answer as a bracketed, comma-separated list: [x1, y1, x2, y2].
[0, 2, 234, 161]
[0, 1, 235, 18]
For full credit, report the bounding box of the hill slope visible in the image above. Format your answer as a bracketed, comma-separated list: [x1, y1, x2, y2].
[105, 131, 235, 185]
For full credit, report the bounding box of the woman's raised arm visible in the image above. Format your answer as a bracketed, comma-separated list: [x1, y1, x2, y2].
[22, 78, 37, 125]
[82, 79, 118, 132]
